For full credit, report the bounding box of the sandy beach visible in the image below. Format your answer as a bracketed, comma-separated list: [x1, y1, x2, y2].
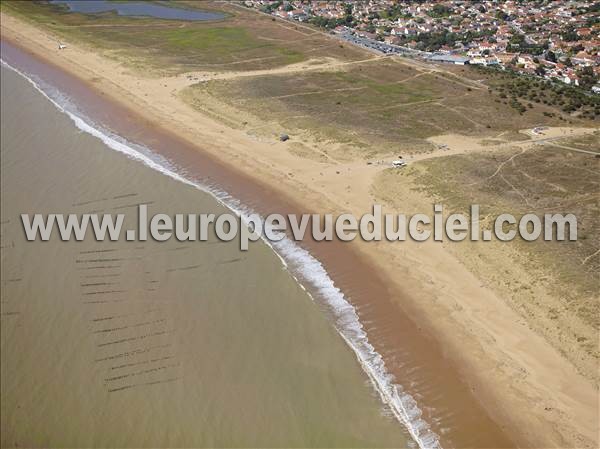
[1, 9, 598, 448]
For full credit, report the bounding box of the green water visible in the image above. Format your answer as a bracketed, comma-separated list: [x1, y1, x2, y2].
[0, 65, 409, 447]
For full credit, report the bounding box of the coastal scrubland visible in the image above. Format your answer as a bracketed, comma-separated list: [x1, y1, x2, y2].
[467, 65, 600, 120]
[1, 0, 365, 75]
[3, 1, 596, 147]
[183, 59, 596, 156]
[373, 132, 600, 382]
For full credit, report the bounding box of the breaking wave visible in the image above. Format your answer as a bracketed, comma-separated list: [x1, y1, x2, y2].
[1, 59, 442, 449]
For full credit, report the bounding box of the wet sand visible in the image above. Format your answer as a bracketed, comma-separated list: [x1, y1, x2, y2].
[1, 63, 412, 447]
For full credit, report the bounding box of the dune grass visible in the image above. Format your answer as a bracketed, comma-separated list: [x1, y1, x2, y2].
[1, 1, 306, 74]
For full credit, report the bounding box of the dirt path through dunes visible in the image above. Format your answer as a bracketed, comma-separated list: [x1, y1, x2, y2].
[419, 128, 596, 163]
[541, 142, 600, 156]
[169, 55, 382, 86]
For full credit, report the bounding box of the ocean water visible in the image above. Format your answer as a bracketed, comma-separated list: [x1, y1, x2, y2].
[0, 63, 414, 447]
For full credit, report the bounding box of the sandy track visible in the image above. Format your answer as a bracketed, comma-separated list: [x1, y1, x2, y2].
[171, 55, 382, 86]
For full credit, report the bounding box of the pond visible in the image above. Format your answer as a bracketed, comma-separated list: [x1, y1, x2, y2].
[51, 1, 225, 21]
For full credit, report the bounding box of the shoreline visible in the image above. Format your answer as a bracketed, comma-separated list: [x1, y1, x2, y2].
[1, 61, 414, 448]
[1, 11, 598, 448]
[0, 56, 436, 447]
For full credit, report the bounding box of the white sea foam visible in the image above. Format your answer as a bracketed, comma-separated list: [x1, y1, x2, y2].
[1, 59, 442, 449]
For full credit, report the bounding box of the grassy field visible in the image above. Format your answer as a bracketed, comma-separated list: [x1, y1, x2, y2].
[410, 137, 599, 297]
[184, 57, 593, 157]
[374, 134, 600, 380]
[555, 132, 600, 151]
[4, 0, 594, 154]
[1, 1, 366, 75]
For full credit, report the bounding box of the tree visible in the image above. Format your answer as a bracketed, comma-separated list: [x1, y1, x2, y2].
[496, 11, 510, 21]
[428, 4, 452, 18]
[561, 27, 578, 42]
[571, 44, 584, 53]
[535, 64, 546, 76]
[577, 66, 597, 90]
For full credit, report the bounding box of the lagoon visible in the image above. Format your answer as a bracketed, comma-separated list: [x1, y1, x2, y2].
[51, 1, 224, 21]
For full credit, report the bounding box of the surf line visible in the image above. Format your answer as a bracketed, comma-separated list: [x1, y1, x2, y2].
[1, 58, 442, 449]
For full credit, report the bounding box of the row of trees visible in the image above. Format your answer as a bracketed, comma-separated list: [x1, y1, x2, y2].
[399, 29, 496, 52]
[310, 14, 354, 29]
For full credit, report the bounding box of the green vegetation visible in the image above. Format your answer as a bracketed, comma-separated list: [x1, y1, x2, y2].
[307, 1, 355, 29]
[1, 1, 312, 74]
[398, 29, 496, 52]
[477, 66, 600, 119]
[379, 4, 412, 20]
[408, 140, 599, 300]
[310, 13, 355, 29]
[427, 4, 453, 18]
[375, 134, 600, 382]
[507, 33, 548, 55]
[183, 59, 578, 157]
[184, 62, 444, 154]
[259, 1, 282, 13]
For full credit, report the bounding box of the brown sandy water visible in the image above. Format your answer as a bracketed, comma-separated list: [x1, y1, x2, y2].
[1, 40, 516, 448]
[0, 61, 410, 447]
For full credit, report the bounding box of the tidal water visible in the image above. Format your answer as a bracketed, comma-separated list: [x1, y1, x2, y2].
[0, 62, 411, 447]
